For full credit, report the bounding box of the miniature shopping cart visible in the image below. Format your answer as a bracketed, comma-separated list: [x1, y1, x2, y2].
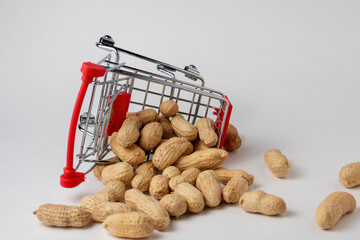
[60, 35, 233, 188]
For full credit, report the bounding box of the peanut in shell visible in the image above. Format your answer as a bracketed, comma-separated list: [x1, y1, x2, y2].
[34, 204, 91, 227]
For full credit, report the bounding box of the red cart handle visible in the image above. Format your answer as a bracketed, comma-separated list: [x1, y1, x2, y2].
[60, 62, 106, 188]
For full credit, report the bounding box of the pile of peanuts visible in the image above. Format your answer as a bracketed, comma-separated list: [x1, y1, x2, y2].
[34, 99, 360, 237]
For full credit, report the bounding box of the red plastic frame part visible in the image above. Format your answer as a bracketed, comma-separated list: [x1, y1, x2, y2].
[60, 62, 106, 188]
[213, 95, 232, 149]
[107, 92, 131, 136]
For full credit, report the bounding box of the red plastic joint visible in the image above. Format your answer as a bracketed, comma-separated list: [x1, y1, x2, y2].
[107, 92, 131, 136]
[213, 95, 233, 149]
[80, 62, 107, 84]
[60, 167, 85, 188]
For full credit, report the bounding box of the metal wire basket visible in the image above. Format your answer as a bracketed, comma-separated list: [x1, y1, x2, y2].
[60, 35, 232, 188]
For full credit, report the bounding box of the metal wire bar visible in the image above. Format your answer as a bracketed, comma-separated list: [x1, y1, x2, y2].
[130, 87, 214, 109]
[79, 83, 97, 157]
[142, 80, 151, 110]
[113, 68, 228, 102]
[205, 95, 212, 118]
[187, 92, 197, 122]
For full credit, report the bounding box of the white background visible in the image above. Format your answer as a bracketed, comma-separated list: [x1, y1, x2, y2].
[1, 0, 360, 239]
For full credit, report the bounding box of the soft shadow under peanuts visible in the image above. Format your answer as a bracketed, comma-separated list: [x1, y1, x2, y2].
[161, 220, 177, 232]
[70, 192, 95, 202]
[282, 162, 301, 180]
[146, 231, 164, 240]
[239, 211, 288, 218]
[248, 182, 262, 190]
[81, 220, 97, 229]
[281, 209, 296, 218]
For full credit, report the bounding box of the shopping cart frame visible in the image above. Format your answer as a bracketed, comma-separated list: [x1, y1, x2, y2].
[60, 35, 232, 188]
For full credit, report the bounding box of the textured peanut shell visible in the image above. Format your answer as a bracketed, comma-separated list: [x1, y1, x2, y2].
[239, 190, 286, 215]
[196, 118, 218, 147]
[152, 137, 189, 170]
[93, 164, 107, 180]
[160, 194, 187, 218]
[117, 116, 142, 147]
[139, 122, 163, 151]
[223, 123, 242, 151]
[93, 157, 119, 180]
[171, 114, 198, 141]
[110, 132, 145, 166]
[315, 191, 356, 230]
[103, 212, 154, 238]
[131, 161, 158, 192]
[162, 166, 181, 179]
[195, 170, 222, 207]
[175, 149, 228, 171]
[264, 149, 290, 178]
[158, 116, 176, 139]
[169, 168, 201, 190]
[101, 161, 134, 185]
[80, 196, 131, 222]
[214, 167, 254, 186]
[34, 204, 91, 227]
[127, 109, 158, 126]
[125, 189, 170, 231]
[149, 175, 170, 200]
[223, 177, 248, 203]
[174, 182, 205, 213]
[194, 140, 210, 151]
[339, 162, 360, 188]
[184, 140, 194, 155]
[160, 99, 179, 118]
[97, 180, 126, 202]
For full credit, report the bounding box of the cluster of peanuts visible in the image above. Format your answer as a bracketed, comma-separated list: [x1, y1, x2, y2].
[33, 99, 360, 237]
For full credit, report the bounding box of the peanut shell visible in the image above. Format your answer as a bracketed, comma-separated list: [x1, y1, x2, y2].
[162, 166, 181, 179]
[223, 123, 242, 151]
[125, 189, 170, 231]
[80, 195, 131, 222]
[97, 180, 126, 202]
[222, 177, 248, 203]
[239, 190, 286, 216]
[214, 167, 254, 186]
[116, 116, 142, 147]
[152, 137, 189, 170]
[110, 132, 145, 166]
[315, 191, 356, 230]
[339, 162, 360, 188]
[34, 204, 91, 227]
[196, 118, 218, 147]
[127, 109, 158, 126]
[158, 116, 176, 139]
[131, 161, 158, 192]
[160, 194, 187, 218]
[264, 149, 290, 178]
[174, 182, 205, 213]
[169, 168, 201, 191]
[139, 122, 163, 151]
[103, 212, 154, 238]
[149, 175, 170, 200]
[196, 170, 222, 207]
[101, 161, 134, 185]
[160, 99, 179, 118]
[175, 148, 228, 171]
[171, 114, 198, 141]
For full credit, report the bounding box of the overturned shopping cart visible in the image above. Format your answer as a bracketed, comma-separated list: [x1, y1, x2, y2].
[60, 35, 232, 188]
